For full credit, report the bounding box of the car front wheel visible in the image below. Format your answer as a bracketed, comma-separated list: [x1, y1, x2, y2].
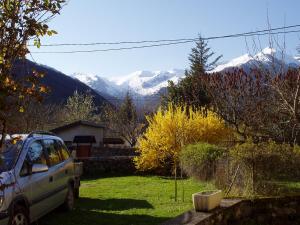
[9, 205, 29, 225]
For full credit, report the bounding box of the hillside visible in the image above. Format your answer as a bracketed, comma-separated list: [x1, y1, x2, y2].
[12, 59, 110, 107]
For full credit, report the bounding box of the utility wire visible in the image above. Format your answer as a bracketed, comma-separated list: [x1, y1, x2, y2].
[30, 24, 300, 47]
[32, 40, 194, 53]
[31, 28, 300, 54]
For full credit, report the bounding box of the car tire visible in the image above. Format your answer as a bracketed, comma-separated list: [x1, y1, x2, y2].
[63, 185, 75, 211]
[9, 205, 29, 225]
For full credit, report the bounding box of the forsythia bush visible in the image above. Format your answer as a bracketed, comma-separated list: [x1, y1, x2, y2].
[134, 104, 233, 172]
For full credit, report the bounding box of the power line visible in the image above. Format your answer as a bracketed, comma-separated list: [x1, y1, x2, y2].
[32, 40, 195, 53]
[30, 38, 196, 47]
[30, 24, 300, 47]
[31, 28, 300, 54]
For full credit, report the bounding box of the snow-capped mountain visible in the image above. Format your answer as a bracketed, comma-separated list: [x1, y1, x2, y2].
[69, 47, 300, 105]
[71, 72, 121, 97]
[70, 69, 185, 98]
[115, 69, 185, 96]
[212, 47, 300, 73]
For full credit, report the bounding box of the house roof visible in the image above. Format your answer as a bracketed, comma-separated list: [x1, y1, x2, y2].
[51, 120, 105, 133]
[73, 135, 96, 143]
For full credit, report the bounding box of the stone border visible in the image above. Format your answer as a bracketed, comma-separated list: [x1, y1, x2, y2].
[162, 196, 300, 225]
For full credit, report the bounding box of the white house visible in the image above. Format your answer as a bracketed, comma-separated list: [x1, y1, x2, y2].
[51, 120, 105, 146]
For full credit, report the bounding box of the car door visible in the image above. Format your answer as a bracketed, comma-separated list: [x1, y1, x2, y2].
[18, 140, 54, 221]
[43, 139, 68, 206]
[55, 139, 73, 186]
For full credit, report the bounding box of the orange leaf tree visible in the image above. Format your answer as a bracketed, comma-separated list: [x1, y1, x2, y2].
[0, 0, 65, 147]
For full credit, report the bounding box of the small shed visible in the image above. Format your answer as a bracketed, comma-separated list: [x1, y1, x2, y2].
[51, 120, 105, 158]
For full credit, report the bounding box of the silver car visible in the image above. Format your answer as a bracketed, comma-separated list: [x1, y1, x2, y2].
[0, 131, 80, 225]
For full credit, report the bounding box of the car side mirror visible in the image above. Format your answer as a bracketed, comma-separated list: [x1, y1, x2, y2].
[31, 164, 49, 173]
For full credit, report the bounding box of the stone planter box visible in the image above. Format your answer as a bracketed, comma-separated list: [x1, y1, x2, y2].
[192, 190, 222, 212]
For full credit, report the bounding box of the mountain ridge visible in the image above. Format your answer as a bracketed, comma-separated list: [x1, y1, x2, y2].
[69, 47, 300, 103]
[70, 69, 185, 99]
[12, 60, 110, 107]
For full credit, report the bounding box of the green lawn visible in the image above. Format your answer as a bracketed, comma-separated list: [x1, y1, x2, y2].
[40, 175, 215, 225]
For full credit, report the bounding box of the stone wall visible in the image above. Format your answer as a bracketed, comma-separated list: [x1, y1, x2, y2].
[91, 147, 138, 157]
[76, 156, 136, 175]
[162, 196, 300, 225]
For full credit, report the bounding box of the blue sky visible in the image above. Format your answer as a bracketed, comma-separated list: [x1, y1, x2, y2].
[29, 0, 300, 78]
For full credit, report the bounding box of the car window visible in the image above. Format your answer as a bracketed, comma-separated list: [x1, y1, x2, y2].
[27, 141, 47, 165]
[55, 140, 70, 161]
[43, 139, 61, 167]
[0, 140, 23, 173]
[20, 140, 47, 176]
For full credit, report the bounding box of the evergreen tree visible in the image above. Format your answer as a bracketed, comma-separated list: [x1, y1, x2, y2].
[104, 92, 144, 147]
[165, 35, 222, 108]
[119, 92, 137, 124]
[188, 35, 222, 74]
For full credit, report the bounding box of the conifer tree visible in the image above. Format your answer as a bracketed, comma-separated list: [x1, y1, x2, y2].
[119, 92, 138, 124]
[188, 35, 222, 74]
[104, 92, 144, 147]
[165, 35, 222, 108]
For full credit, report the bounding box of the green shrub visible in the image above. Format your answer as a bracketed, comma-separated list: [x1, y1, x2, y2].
[219, 139, 300, 197]
[230, 140, 300, 179]
[180, 142, 224, 181]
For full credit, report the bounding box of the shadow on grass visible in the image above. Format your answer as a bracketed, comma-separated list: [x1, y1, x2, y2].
[81, 173, 137, 181]
[39, 209, 169, 225]
[81, 173, 179, 181]
[39, 198, 167, 225]
[77, 197, 154, 211]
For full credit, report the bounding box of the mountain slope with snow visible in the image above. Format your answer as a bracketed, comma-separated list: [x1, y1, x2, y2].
[212, 47, 300, 73]
[70, 69, 185, 98]
[116, 69, 185, 96]
[72, 72, 121, 96]
[69, 47, 300, 104]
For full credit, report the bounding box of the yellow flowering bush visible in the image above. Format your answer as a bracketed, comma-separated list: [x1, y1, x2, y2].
[134, 104, 233, 172]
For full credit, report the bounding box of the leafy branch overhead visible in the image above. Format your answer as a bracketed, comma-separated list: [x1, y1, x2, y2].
[0, 0, 65, 148]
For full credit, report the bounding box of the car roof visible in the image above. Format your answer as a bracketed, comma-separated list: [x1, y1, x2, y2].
[7, 133, 62, 143]
[26, 134, 62, 142]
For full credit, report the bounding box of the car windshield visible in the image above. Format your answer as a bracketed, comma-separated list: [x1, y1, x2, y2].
[0, 140, 23, 173]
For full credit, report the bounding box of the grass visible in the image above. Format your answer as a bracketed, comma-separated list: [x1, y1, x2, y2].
[39, 175, 215, 225]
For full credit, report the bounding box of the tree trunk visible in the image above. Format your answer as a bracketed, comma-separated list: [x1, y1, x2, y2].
[181, 163, 184, 202]
[0, 119, 7, 151]
[174, 163, 177, 202]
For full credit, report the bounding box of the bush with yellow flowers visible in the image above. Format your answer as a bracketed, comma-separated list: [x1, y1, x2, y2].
[134, 104, 233, 173]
